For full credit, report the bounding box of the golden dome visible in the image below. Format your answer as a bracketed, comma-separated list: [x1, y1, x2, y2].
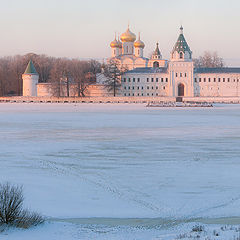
[117, 37, 122, 48]
[120, 26, 136, 42]
[134, 33, 145, 48]
[110, 37, 119, 48]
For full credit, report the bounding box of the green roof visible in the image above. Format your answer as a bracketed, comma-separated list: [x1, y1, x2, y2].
[153, 43, 161, 56]
[172, 32, 192, 54]
[24, 60, 38, 75]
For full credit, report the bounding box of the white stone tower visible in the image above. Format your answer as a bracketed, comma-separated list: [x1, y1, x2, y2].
[169, 26, 194, 97]
[22, 60, 39, 97]
[134, 33, 145, 57]
[120, 25, 136, 55]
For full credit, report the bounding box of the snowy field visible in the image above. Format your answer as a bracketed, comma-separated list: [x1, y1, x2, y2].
[1, 103, 240, 239]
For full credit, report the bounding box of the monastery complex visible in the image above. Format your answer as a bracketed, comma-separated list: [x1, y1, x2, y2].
[21, 26, 240, 101]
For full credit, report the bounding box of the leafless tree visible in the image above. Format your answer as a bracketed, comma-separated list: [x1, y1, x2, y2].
[194, 51, 225, 68]
[103, 59, 127, 96]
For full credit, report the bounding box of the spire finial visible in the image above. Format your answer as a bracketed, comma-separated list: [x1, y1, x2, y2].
[128, 21, 130, 29]
[138, 32, 141, 40]
[180, 25, 183, 34]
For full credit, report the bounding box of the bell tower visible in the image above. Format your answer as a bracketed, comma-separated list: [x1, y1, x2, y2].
[169, 26, 194, 97]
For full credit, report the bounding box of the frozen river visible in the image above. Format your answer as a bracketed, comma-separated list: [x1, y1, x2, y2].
[1, 103, 240, 239]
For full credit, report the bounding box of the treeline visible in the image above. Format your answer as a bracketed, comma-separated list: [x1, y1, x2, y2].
[0, 53, 101, 97]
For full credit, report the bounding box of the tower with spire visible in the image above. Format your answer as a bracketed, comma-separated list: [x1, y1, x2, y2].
[22, 60, 39, 96]
[169, 26, 194, 97]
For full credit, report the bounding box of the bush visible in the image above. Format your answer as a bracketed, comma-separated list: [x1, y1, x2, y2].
[0, 183, 44, 228]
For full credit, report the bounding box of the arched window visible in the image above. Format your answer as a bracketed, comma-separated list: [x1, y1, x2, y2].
[180, 52, 183, 59]
[153, 61, 159, 68]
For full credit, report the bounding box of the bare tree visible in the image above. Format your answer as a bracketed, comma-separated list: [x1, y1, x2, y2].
[71, 60, 92, 97]
[194, 51, 224, 68]
[103, 59, 127, 97]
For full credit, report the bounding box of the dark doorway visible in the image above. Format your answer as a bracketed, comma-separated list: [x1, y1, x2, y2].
[178, 83, 184, 96]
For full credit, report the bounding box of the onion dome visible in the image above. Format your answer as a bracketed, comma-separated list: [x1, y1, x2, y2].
[134, 33, 145, 48]
[120, 25, 136, 42]
[172, 26, 191, 54]
[117, 36, 122, 48]
[110, 35, 119, 48]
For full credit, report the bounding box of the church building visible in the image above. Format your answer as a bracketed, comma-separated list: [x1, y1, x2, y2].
[111, 26, 240, 98]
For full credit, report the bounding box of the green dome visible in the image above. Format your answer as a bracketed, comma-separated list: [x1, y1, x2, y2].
[24, 60, 38, 75]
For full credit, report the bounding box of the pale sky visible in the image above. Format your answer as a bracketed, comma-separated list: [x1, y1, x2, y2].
[0, 0, 240, 66]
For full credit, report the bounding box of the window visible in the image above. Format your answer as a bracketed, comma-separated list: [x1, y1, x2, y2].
[124, 86, 127, 90]
[194, 78, 197, 82]
[142, 93, 144, 96]
[151, 78, 154, 82]
[142, 86, 144, 90]
[137, 86, 139, 90]
[147, 78, 149, 82]
[123, 78, 126, 82]
[128, 93, 130, 96]
[156, 78, 158, 82]
[128, 86, 130, 90]
[208, 78, 211, 82]
[185, 73, 187, 77]
[163, 86, 165, 90]
[218, 78, 221, 82]
[137, 78, 140, 82]
[152, 93, 154, 96]
[223, 78, 225, 82]
[228, 78, 230, 82]
[161, 78, 164, 82]
[204, 78, 206, 82]
[152, 86, 154, 89]
[128, 78, 131, 82]
[156, 86, 158, 89]
[147, 86, 149, 89]
[147, 93, 149, 96]
[176, 73, 178, 77]
[180, 73, 182, 77]
[156, 93, 158, 96]
[133, 78, 135, 82]
[199, 78, 201, 82]
[166, 78, 168, 82]
[214, 78, 216, 82]
[180, 52, 183, 59]
[132, 86, 134, 90]
[153, 61, 159, 68]
[132, 93, 134, 96]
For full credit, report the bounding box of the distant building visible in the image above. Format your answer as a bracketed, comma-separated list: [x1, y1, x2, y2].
[111, 25, 240, 97]
[23, 26, 240, 98]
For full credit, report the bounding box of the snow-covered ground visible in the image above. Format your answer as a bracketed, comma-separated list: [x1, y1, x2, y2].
[1, 103, 240, 239]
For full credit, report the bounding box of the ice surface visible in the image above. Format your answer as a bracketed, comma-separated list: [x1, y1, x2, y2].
[1, 103, 240, 239]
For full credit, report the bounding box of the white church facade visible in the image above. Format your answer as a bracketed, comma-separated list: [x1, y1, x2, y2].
[22, 25, 240, 99]
[110, 26, 240, 98]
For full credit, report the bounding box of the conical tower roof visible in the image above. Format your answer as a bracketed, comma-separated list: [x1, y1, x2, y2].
[153, 43, 161, 56]
[24, 60, 38, 75]
[172, 26, 191, 54]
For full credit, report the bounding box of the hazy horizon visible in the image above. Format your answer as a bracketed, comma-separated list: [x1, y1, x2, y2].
[1, 0, 240, 66]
